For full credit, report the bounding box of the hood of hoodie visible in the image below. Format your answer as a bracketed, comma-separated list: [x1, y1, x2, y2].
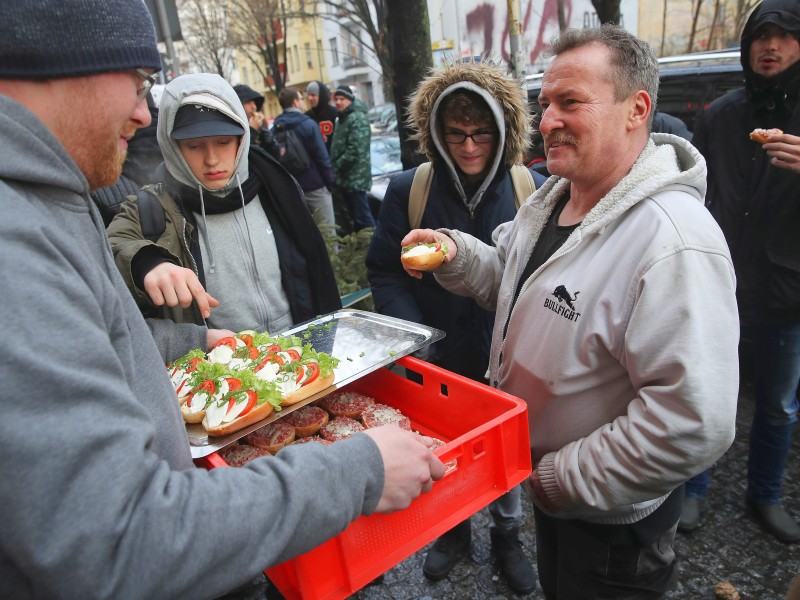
[406, 57, 531, 210]
[408, 58, 530, 165]
[307, 81, 332, 117]
[741, 0, 800, 103]
[158, 73, 250, 196]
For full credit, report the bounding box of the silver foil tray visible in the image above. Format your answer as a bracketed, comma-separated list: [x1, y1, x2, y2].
[188, 309, 444, 458]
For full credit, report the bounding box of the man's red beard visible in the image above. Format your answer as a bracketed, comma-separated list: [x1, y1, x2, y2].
[83, 125, 136, 191]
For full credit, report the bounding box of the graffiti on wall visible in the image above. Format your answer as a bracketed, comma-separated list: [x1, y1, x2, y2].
[461, 1, 627, 71]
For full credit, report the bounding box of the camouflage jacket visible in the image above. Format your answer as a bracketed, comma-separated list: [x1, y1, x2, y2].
[330, 98, 372, 192]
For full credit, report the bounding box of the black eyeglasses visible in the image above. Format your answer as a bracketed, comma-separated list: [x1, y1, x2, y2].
[443, 130, 497, 144]
[135, 69, 159, 103]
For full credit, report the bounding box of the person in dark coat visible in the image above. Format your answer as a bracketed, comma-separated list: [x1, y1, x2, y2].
[271, 86, 335, 228]
[366, 57, 544, 594]
[305, 80, 337, 153]
[233, 83, 279, 158]
[679, 0, 800, 543]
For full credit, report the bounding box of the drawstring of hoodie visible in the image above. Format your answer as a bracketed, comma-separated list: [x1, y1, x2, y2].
[235, 173, 262, 281]
[196, 184, 216, 274]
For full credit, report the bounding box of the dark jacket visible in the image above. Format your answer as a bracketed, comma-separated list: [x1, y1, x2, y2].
[305, 81, 337, 153]
[330, 98, 372, 192]
[234, 83, 280, 158]
[366, 58, 544, 380]
[694, 0, 800, 321]
[271, 108, 334, 192]
[367, 163, 544, 379]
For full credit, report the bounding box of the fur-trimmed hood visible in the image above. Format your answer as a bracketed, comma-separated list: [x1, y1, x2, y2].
[407, 57, 531, 165]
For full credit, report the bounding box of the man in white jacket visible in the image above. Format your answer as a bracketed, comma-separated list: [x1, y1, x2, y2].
[402, 25, 739, 599]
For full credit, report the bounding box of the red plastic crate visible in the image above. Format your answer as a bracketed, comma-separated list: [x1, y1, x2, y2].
[194, 355, 531, 600]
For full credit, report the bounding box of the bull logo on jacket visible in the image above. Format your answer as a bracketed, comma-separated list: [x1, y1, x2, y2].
[544, 285, 581, 322]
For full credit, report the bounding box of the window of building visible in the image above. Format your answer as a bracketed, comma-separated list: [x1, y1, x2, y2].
[305, 42, 313, 69]
[330, 37, 339, 66]
[294, 46, 300, 72]
[317, 39, 324, 66]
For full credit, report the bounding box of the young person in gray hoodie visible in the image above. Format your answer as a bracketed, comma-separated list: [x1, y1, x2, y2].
[0, 2, 444, 599]
[108, 73, 341, 333]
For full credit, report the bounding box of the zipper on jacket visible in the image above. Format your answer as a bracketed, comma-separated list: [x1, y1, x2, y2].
[181, 220, 199, 276]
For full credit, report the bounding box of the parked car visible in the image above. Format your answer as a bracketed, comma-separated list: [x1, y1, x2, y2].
[368, 132, 403, 218]
[368, 103, 398, 133]
[524, 48, 743, 133]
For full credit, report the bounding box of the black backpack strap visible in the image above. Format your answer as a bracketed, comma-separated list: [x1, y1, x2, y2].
[136, 186, 166, 243]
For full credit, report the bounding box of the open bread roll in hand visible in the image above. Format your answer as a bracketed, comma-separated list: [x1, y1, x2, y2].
[400, 241, 448, 271]
[749, 128, 783, 143]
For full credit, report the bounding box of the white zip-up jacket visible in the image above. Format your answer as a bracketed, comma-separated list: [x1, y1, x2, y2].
[436, 134, 739, 524]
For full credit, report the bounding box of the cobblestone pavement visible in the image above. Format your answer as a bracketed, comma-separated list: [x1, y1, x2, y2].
[354, 378, 800, 600]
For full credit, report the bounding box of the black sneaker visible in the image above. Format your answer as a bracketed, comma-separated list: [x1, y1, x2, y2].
[422, 519, 471, 581]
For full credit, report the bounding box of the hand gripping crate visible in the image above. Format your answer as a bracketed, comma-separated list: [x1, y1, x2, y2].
[195, 355, 531, 600]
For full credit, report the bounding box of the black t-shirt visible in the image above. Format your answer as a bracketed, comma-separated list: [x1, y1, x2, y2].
[511, 191, 579, 306]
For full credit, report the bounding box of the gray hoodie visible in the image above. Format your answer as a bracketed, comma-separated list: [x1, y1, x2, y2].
[157, 74, 292, 333]
[0, 92, 383, 599]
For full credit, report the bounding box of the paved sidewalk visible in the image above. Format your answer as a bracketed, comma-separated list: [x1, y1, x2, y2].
[356, 378, 800, 599]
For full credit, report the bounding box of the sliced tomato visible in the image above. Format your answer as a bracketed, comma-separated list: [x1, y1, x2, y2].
[239, 333, 254, 348]
[294, 365, 305, 384]
[301, 362, 320, 386]
[263, 344, 282, 353]
[213, 336, 237, 350]
[175, 379, 187, 396]
[254, 354, 284, 372]
[434, 241, 442, 253]
[225, 390, 257, 417]
[184, 392, 195, 407]
[241, 390, 257, 416]
[285, 348, 302, 362]
[186, 357, 203, 373]
[225, 377, 242, 391]
[196, 379, 216, 395]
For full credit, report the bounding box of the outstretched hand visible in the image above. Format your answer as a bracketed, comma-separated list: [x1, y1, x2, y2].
[143, 262, 219, 319]
[763, 132, 800, 173]
[400, 229, 457, 279]
[363, 425, 445, 513]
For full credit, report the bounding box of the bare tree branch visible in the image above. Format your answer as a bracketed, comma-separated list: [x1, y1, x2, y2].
[179, 0, 236, 78]
[228, 0, 289, 95]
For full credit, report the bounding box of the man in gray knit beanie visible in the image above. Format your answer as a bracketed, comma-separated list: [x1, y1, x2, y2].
[0, 5, 445, 599]
[0, 0, 162, 189]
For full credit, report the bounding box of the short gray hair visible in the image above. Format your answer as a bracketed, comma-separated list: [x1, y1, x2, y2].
[544, 24, 659, 127]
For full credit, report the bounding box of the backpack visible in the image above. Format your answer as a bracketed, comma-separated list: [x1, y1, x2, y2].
[273, 122, 311, 176]
[408, 163, 536, 229]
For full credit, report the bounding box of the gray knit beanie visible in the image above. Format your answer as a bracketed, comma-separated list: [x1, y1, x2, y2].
[306, 81, 320, 95]
[0, 0, 161, 79]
